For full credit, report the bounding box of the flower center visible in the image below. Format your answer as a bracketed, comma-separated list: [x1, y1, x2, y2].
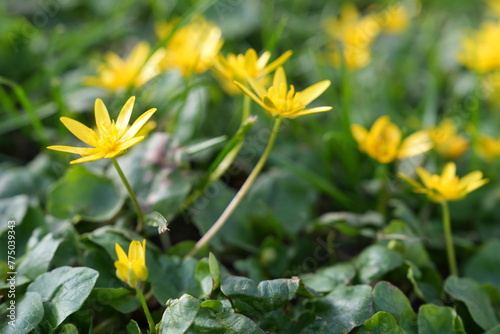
[97, 121, 120, 152]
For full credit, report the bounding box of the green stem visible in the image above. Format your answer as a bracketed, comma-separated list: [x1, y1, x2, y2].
[241, 94, 251, 126]
[112, 158, 145, 232]
[136, 288, 156, 334]
[441, 201, 458, 276]
[185, 117, 283, 258]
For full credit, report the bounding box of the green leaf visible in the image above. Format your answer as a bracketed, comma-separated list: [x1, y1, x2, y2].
[381, 220, 432, 267]
[417, 304, 466, 334]
[0, 195, 28, 235]
[406, 261, 442, 302]
[57, 324, 78, 334]
[190, 307, 265, 334]
[47, 166, 124, 222]
[195, 258, 213, 298]
[355, 245, 404, 284]
[301, 262, 356, 293]
[444, 276, 499, 331]
[465, 239, 500, 291]
[372, 281, 417, 334]
[159, 294, 200, 334]
[126, 320, 141, 334]
[220, 275, 303, 316]
[149, 255, 202, 304]
[0, 292, 44, 334]
[200, 300, 224, 313]
[27, 266, 99, 329]
[209, 252, 221, 290]
[88, 288, 139, 313]
[485, 325, 500, 334]
[357, 312, 406, 334]
[17, 233, 62, 280]
[145, 211, 170, 234]
[304, 285, 373, 333]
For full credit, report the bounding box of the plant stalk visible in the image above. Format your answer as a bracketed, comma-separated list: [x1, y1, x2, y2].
[185, 116, 283, 258]
[441, 201, 458, 276]
[112, 158, 145, 232]
[136, 288, 156, 334]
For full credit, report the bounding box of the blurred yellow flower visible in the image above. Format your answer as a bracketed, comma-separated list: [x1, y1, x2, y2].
[212, 48, 293, 95]
[477, 134, 500, 160]
[114, 240, 148, 288]
[487, 0, 500, 17]
[48, 96, 156, 164]
[235, 67, 331, 118]
[377, 3, 410, 34]
[457, 21, 500, 73]
[84, 42, 165, 92]
[399, 162, 488, 202]
[324, 3, 381, 70]
[351, 116, 432, 163]
[428, 119, 468, 159]
[156, 17, 223, 77]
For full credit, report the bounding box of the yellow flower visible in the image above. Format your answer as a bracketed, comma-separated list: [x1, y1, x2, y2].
[48, 97, 156, 164]
[156, 17, 223, 77]
[324, 3, 381, 70]
[351, 116, 432, 163]
[457, 21, 500, 73]
[428, 119, 468, 159]
[83, 42, 165, 92]
[377, 3, 410, 34]
[114, 240, 148, 288]
[234, 67, 332, 118]
[487, 0, 500, 17]
[477, 134, 500, 160]
[212, 48, 293, 95]
[399, 162, 488, 202]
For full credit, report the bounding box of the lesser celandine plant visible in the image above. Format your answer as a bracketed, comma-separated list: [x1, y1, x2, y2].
[399, 162, 488, 276]
[351, 115, 432, 164]
[428, 119, 469, 160]
[186, 66, 332, 258]
[48, 96, 155, 231]
[156, 16, 223, 77]
[84, 42, 166, 92]
[114, 240, 155, 333]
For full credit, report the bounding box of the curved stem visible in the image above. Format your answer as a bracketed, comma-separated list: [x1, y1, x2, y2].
[441, 201, 458, 276]
[185, 117, 283, 258]
[136, 288, 156, 334]
[112, 158, 145, 232]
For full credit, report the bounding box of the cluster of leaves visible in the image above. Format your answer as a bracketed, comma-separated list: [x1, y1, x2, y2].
[2, 0, 500, 333]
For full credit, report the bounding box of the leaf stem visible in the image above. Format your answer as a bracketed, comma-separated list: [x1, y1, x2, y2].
[441, 201, 458, 276]
[185, 116, 283, 258]
[136, 288, 156, 334]
[112, 158, 145, 232]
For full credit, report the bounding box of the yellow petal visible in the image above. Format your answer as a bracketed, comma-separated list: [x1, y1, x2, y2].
[47, 145, 98, 155]
[234, 81, 267, 110]
[416, 166, 434, 189]
[133, 264, 148, 281]
[69, 150, 107, 164]
[441, 162, 456, 185]
[246, 75, 267, 99]
[262, 50, 293, 75]
[121, 108, 157, 142]
[398, 130, 432, 160]
[256, 50, 271, 70]
[114, 136, 145, 152]
[95, 99, 112, 133]
[129, 240, 144, 262]
[299, 80, 331, 105]
[116, 96, 136, 135]
[351, 124, 368, 145]
[114, 261, 129, 282]
[290, 106, 332, 118]
[128, 42, 149, 68]
[397, 172, 424, 190]
[60, 117, 99, 147]
[273, 67, 287, 90]
[115, 243, 128, 262]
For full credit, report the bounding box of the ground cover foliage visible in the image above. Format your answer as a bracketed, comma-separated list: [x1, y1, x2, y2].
[1, 0, 500, 333]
